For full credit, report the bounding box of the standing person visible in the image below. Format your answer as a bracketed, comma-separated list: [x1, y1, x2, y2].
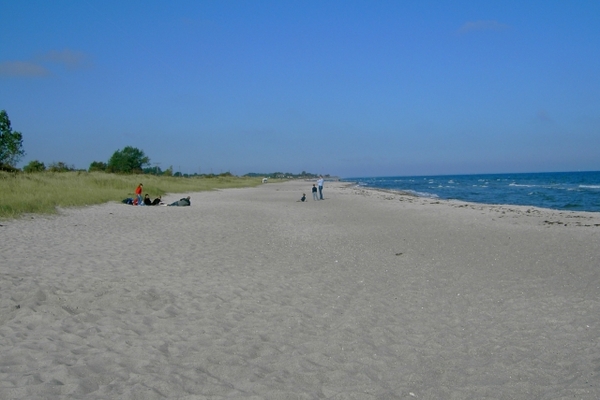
[317, 176, 324, 200]
[135, 183, 143, 206]
[312, 184, 318, 201]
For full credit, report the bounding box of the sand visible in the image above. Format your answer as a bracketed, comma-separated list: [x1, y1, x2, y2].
[1, 180, 599, 399]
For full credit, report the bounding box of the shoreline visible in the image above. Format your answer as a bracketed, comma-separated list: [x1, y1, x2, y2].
[340, 171, 600, 214]
[1, 180, 599, 398]
[344, 180, 600, 227]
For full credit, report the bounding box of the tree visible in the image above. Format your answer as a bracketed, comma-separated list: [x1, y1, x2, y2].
[89, 161, 107, 172]
[48, 161, 74, 172]
[106, 146, 150, 173]
[23, 160, 46, 173]
[0, 110, 25, 168]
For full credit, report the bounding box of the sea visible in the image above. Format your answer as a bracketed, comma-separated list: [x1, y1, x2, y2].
[342, 171, 600, 213]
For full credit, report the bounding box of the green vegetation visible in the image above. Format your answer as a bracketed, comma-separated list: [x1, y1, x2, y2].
[106, 146, 150, 173]
[48, 161, 75, 172]
[89, 161, 107, 172]
[0, 110, 318, 220]
[23, 160, 46, 173]
[245, 171, 329, 179]
[0, 110, 25, 169]
[0, 171, 262, 220]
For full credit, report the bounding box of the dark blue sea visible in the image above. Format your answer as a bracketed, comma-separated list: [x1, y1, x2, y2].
[342, 171, 600, 212]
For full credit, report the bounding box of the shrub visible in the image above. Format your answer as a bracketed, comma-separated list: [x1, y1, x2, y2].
[89, 161, 107, 172]
[23, 160, 46, 173]
[48, 161, 75, 172]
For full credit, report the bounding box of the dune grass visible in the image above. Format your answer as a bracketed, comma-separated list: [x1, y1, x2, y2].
[0, 171, 263, 219]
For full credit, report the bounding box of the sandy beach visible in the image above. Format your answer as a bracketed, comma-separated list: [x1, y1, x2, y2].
[1, 180, 599, 399]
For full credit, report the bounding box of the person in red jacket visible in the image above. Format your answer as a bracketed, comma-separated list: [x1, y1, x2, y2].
[135, 183, 143, 206]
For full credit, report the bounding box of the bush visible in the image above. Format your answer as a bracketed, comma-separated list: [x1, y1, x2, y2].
[89, 161, 107, 172]
[23, 160, 46, 173]
[0, 163, 20, 172]
[48, 161, 75, 172]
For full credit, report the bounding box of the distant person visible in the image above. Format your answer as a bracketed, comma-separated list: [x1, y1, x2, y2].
[312, 184, 318, 201]
[298, 193, 306, 202]
[167, 196, 191, 207]
[151, 196, 162, 206]
[135, 183, 143, 206]
[317, 176, 324, 200]
[122, 197, 134, 205]
[142, 194, 162, 206]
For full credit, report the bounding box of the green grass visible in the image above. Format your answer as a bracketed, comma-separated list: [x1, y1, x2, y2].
[0, 171, 263, 219]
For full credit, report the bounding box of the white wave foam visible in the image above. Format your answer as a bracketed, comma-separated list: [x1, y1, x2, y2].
[406, 189, 439, 198]
[509, 183, 537, 187]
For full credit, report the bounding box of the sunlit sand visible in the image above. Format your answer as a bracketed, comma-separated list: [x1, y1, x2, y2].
[1, 181, 599, 399]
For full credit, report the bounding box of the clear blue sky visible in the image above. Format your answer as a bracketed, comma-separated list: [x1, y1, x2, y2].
[1, 1, 599, 177]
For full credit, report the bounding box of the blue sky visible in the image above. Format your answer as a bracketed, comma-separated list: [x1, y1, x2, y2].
[1, 1, 599, 177]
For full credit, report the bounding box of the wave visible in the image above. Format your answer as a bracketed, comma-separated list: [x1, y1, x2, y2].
[405, 190, 439, 198]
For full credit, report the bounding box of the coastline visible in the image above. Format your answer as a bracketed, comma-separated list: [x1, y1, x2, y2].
[1, 180, 599, 398]
[342, 171, 600, 213]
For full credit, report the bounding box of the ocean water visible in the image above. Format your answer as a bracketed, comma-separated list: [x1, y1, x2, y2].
[343, 171, 600, 212]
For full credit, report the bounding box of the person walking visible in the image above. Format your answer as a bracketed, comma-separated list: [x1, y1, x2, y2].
[135, 183, 143, 206]
[317, 176, 324, 200]
[312, 184, 318, 201]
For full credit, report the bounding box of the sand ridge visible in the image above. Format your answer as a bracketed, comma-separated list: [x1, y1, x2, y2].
[1, 180, 599, 399]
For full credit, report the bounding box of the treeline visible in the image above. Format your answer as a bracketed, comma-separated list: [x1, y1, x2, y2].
[20, 145, 185, 175]
[0, 110, 231, 177]
[22, 145, 235, 178]
[1, 110, 329, 179]
[244, 171, 330, 179]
